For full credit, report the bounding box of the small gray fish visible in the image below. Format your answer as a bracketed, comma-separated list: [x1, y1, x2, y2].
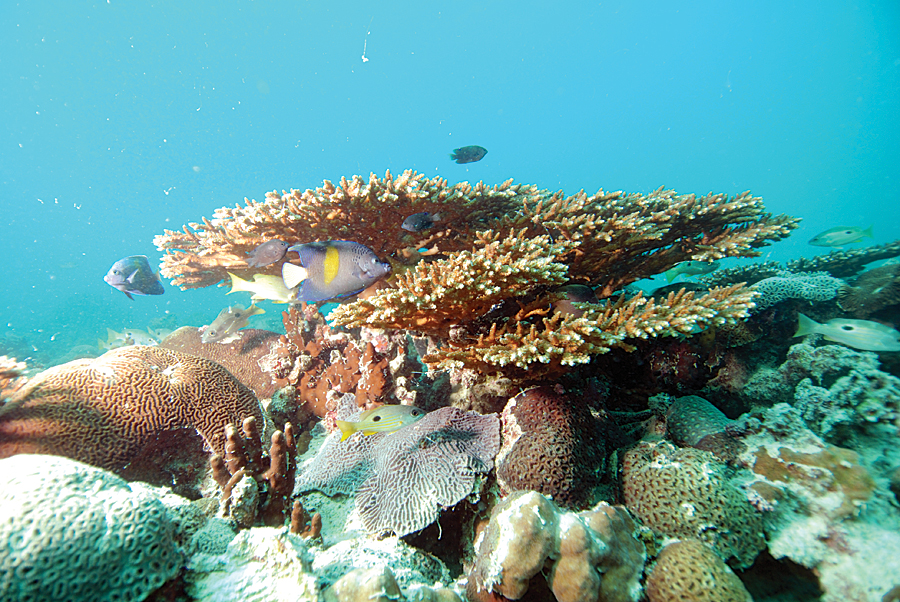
[283, 240, 391, 303]
[401, 211, 441, 233]
[808, 226, 873, 247]
[664, 260, 719, 282]
[103, 255, 164, 300]
[202, 303, 265, 343]
[449, 145, 488, 164]
[246, 239, 290, 268]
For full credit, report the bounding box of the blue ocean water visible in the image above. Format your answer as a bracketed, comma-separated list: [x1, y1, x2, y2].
[1, 0, 898, 366]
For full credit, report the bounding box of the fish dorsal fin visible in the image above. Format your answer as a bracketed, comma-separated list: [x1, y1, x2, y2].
[282, 262, 309, 290]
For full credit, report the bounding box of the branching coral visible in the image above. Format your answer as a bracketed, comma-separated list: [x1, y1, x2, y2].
[155, 170, 795, 376]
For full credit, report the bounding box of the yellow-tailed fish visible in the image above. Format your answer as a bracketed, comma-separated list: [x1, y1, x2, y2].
[794, 313, 900, 352]
[808, 225, 873, 247]
[335, 405, 425, 442]
[201, 303, 265, 343]
[228, 272, 297, 303]
[282, 240, 391, 303]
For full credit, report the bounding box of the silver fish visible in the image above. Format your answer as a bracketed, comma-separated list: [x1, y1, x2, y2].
[794, 313, 900, 352]
[808, 226, 873, 247]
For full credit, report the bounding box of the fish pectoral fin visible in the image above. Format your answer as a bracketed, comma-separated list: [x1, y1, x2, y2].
[282, 262, 309, 289]
[126, 269, 139, 283]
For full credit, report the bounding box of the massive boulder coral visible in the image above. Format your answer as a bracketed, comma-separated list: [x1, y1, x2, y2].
[155, 170, 796, 376]
[295, 393, 500, 537]
[467, 490, 646, 602]
[0, 345, 266, 482]
[496, 385, 607, 508]
[0, 454, 182, 602]
[645, 539, 752, 602]
[621, 440, 766, 568]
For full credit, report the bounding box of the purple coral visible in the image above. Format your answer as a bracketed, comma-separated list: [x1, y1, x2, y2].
[496, 386, 606, 508]
[296, 394, 500, 537]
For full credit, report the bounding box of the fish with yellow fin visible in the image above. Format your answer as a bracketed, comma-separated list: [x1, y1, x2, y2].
[335, 405, 425, 442]
[282, 240, 391, 304]
[228, 272, 297, 303]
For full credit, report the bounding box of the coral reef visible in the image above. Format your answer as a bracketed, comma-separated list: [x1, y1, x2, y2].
[495, 385, 607, 508]
[742, 343, 900, 440]
[210, 416, 306, 530]
[0, 355, 26, 398]
[160, 326, 282, 399]
[0, 454, 182, 602]
[467, 490, 646, 602]
[0, 345, 266, 487]
[837, 262, 900, 318]
[296, 393, 500, 537]
[621, 440, 766, 568]
[645, 539, 752, 602]
[750, 271, 846, 310]
[156, 171, 795, 376]
[185, 527, 318, 601]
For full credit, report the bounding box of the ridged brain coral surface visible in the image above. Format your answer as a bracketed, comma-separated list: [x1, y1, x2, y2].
[0, 345, 264, 471]
[646, 540, 752, 602]
[621, 440, 765, 568]
[0, 454, 181, 602]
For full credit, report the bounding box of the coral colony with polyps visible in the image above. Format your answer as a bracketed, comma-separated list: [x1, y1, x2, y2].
[2, 170, 900, 602]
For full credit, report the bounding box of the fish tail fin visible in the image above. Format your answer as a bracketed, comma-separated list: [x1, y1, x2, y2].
[98, 338, 107, 350]
[665, 270, 677, 283]
[863, 225, 874, 239]
[227, 272, 251, 295]
[248, 303, 266, 316]
[335, 420, 354, 442]
[282, 262, 309, 290]
[794, 313, 819, 338]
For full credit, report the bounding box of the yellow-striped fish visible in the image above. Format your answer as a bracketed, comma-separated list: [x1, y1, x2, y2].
[282, 240, 391, 303]
[336, 405, 425, 442]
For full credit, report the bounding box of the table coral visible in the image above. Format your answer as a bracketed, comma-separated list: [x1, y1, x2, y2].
[155, 170, 795, 377]
[467, 490, 645, 602]
[621, 440, 766, 568]
[296, 393, 500, 537]
[496, 385, 607, 508]
[645, 539, 752, 602]
[0, 345, 266, 478]
[0, 454, 182, 602]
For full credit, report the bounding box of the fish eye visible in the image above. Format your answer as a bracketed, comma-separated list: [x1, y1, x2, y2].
[841, 325, 854, 331]
[412, 408, 422, 416]
[372, 415, 381, 422]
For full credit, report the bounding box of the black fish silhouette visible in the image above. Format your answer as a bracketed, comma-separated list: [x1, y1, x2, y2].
[449, 145, 488, 164]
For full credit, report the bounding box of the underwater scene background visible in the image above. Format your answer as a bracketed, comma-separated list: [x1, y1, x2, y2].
[1, 1, 900, 602]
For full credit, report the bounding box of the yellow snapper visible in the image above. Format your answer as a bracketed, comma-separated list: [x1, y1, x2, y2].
[228, 272, 297, 303]
[794, 313, 900, 352]
[282, 240, 391, 304]
[664, 260, 719, 282]
[808, 225, 873, 247]
[201, 303, 265, 343]
[335, 405, 426, 442]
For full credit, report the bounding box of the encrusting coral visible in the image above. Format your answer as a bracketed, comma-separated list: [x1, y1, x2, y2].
[155, 170, 796, 376]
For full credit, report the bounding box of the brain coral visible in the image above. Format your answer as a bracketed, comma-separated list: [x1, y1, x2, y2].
[296, 393, 500, 537]
[0, 454, 182, 602]
[496, 386, 606, 508]
[621, 440, 765, 568]
[645, 540, 752, 602]
[750, 270, 845, 310]
[0, 345, 265, 475]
